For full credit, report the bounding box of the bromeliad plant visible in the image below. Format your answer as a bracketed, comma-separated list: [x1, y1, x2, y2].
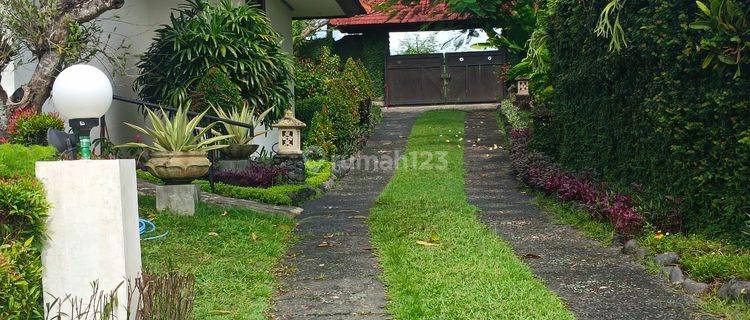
[119, 106, 232, 153]
[212, 102, 272, 145]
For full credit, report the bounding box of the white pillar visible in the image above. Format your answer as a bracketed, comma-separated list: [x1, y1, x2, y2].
[36, 159, 142, 319]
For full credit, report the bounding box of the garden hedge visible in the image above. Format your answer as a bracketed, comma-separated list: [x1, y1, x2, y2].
[537, 0, 750, 239]
[0, 144, 56, 318]
[333, 32, 388, 98]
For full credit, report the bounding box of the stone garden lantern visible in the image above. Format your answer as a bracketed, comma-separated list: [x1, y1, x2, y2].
[273, 109, 306, 155]
[273, 110, 307, 183]
[517, 77, 530, 96]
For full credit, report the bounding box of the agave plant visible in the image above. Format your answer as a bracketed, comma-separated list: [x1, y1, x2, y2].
[212, 102, 272, 145]
[119, 106, 233, 153]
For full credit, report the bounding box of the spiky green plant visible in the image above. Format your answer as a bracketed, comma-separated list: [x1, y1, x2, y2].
[212, 102, 272, 145]
[119, 106, 232, 153]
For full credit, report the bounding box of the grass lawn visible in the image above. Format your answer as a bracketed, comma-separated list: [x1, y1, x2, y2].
[139, 196, 295, 319]
[369, 110, 573, 319]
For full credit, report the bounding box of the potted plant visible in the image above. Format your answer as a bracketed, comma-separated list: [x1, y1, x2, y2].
[119, 106, 232, 183]
[213, 102, 272, 160]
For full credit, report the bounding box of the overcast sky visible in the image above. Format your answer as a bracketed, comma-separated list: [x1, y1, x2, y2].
[328, 29, 493, 55]
[388, 30, 490, 55]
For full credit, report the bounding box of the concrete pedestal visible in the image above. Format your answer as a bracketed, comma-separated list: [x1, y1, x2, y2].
[215, 159, 251, 172]
[36, 160, 141, 319]
[156, 184, 200, 216]
[274, 154, 306, 184]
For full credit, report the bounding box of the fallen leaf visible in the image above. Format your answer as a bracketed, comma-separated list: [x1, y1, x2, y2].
[222, 211, 228, 216]
[317, 242, 334, 247]
[251, 232, 258, 241]
[208, 232, 219, 237]
[416, 240, 440, 247]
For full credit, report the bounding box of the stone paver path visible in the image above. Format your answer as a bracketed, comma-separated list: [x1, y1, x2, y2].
[464, 110, 704, 320]
[274, 112, 419, 320]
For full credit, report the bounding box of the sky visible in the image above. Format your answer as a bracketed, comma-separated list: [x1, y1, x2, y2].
[327, 28, 493, 56]
[388, 30, 491, 55]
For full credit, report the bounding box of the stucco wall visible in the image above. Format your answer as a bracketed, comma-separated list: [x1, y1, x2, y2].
[2, 0, 294, 155]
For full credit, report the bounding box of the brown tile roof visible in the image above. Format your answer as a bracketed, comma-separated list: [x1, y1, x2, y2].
[330, 0, 470, 29]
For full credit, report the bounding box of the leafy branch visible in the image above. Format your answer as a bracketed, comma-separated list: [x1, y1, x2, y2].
[595, 0, 628, 52]
[690, 0, 749, 78]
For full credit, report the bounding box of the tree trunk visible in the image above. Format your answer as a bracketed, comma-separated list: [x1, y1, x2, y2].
[22, 51, 66, 113]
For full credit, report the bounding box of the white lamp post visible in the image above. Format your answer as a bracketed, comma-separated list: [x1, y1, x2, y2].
[38, 65, 140, 319]
[52, 64, 113, 159]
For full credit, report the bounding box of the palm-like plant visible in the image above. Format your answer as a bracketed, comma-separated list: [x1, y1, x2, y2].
[119, 106, 233, 153]
[212, 102, 272, 145]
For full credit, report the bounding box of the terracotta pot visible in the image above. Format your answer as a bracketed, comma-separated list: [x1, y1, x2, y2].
[221, 144, 259, 160]
[146, 151, 211, 183]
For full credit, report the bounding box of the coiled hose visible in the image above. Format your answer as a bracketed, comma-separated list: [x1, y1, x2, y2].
[139, 219, 169, 241]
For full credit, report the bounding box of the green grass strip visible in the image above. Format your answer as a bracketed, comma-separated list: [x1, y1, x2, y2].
[369, 110, 574, 319]
[140, 196, 295, 319]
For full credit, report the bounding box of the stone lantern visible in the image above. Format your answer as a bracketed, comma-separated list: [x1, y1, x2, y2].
[517, 77, 530, 96]
[273, 110, 307, 183]
[273, 109, 306, 155]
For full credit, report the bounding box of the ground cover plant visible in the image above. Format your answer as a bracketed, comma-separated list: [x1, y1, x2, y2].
[139, 196, 295, 319]
[368, 110, 573, 319]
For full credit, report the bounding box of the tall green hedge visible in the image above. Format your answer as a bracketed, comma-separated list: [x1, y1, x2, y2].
[537, 0, 750, 238]
[334, 32, 388, 98]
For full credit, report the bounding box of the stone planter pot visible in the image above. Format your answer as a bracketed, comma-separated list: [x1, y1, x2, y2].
[221, 144, 259, 160]
[146, 151, 211, 183]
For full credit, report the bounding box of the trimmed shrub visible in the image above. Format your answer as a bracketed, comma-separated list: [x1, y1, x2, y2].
[294, 47, 340, 101]
[538, 0, 750, 238]
[0, 144, 54, 319]
[304, 160, 333, 187]
[295, 48, 379, 158]
[326, 79, 361, 156]
[0, 144, 58, 178]
[193, 160, 333, 205]
[6, 110, 64, 146]
[295, 95, 326, 128]
[306, 106, 337, 157]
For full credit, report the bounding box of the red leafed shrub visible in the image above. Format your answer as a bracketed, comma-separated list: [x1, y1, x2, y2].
[214, 163, 287, 188]
[6, 108, 36, 136]
[507, 128, 644, 236]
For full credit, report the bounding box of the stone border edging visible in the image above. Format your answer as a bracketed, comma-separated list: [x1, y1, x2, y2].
[620, 239, 750, 303]
[137, 180, 303, 217]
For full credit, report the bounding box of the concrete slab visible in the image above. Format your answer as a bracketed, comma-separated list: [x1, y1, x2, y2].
[155, 184, 200, 216]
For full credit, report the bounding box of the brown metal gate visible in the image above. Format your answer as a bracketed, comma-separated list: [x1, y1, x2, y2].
[386, 51, 505, 106]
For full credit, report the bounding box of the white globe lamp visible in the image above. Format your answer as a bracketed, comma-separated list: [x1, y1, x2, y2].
[52, 65, 113, 159]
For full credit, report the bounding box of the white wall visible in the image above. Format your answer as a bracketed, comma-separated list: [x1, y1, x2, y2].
[3, 0, 295, 156]
[1, 62, 13, 96]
